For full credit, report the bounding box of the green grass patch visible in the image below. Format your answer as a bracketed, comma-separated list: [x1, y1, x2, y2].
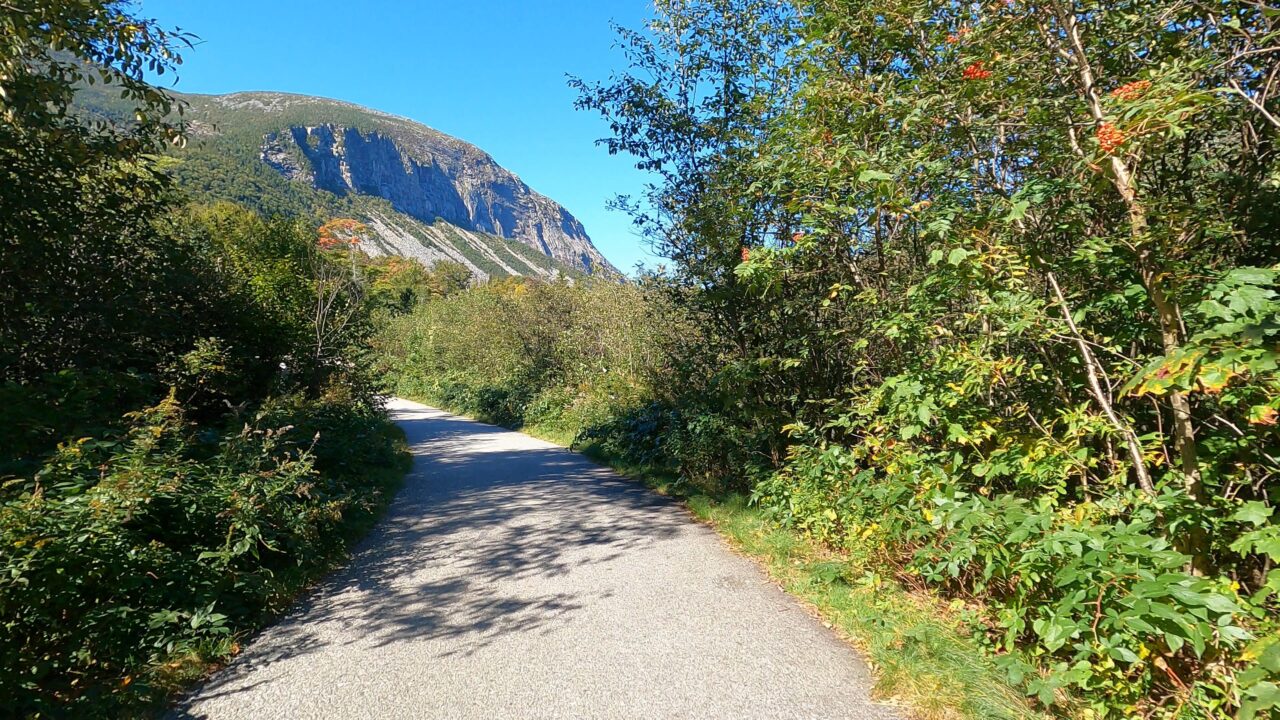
[683, 494, 1039, 720]
[592, 445, 1041, 720]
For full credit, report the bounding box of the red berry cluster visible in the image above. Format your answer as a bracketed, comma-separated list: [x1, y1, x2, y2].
[962, 62, 992, 81]
[1096, 122, 1126, 153]
[1110, 80, 1151, 102]
[740, 247, 751, 262]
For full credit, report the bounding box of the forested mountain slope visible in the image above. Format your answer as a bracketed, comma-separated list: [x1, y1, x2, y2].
[79, 86, 616, 280]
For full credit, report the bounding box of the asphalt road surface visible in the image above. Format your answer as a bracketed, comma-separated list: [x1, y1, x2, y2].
[170, 398, 900, 719]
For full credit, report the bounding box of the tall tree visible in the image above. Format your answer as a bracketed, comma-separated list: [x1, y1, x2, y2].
[0, 1, 193, 380]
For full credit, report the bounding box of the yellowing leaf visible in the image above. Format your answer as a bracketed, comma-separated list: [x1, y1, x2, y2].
[1248, 405, 1278, 426]
[1195, 363, 1237, 394]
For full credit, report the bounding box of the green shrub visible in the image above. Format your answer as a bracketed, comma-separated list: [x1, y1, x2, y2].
[1, 4, 412, 715]
[0, 393, 404, 717]
[575, 1, 1280, 716]
[375, 276, 677, 436]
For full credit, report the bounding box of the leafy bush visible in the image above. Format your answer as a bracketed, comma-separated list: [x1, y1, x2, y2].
[0, 393, 405, 716]
[0, 370, 155, 479]
[1, 5, 410, 714]
[376, 276, 678, 437]
[575, 0, 1280, 716]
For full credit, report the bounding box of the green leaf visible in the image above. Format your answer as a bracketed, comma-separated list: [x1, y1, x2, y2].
[1226, 267, 1276, 286]
[1170, 586, 1208, 608]
[1109, 646, 1139, 664]
[1201, 593, 1240, 616]
[1264, 569, 1280, 597]
[1234, 502, 1276, 526]
[1005, 200, 1030, 222]
[1241, 682, 1280, 720]
[1257, 536, 1280, 561]
[1258, 639, 1280, 673]
[917, 404, 933, 424]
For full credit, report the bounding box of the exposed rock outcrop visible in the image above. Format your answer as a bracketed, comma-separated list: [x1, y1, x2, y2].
[211, 92, 612, 274]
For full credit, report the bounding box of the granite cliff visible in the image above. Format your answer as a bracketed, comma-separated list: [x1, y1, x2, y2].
[96, 90, 617, 278]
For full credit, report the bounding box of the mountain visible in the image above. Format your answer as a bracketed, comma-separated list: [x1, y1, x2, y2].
[82, 88, 617, 279]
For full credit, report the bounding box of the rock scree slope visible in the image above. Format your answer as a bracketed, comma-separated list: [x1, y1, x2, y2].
[169, 398, 901, 720]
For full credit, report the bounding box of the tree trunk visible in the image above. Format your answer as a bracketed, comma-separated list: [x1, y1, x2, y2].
[1052, 2, 1206, 570]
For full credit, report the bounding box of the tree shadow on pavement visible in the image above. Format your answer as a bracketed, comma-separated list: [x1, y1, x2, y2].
[169, 405, 690, 716]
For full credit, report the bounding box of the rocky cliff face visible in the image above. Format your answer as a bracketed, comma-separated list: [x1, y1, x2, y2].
[210, 92, 613, 275]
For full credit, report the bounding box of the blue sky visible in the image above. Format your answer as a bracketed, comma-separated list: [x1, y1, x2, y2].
[138, 0, 659, 273]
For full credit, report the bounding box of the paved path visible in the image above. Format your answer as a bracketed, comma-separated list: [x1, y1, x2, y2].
[171, 399, 899, 719]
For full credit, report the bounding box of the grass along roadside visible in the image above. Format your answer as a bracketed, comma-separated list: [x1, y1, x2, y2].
[600, 463, 1042, 720]
[678, 493, 1040, 720]
[398, 393, 1040, 720]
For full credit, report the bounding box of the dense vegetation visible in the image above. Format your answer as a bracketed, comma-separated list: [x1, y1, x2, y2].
[1, 3, 410, 715]
[7, 0, 1278, 717]
[376, 277, 678, 440]
[581, 1, 1278, 717]
[388, 0, 1280, 717]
